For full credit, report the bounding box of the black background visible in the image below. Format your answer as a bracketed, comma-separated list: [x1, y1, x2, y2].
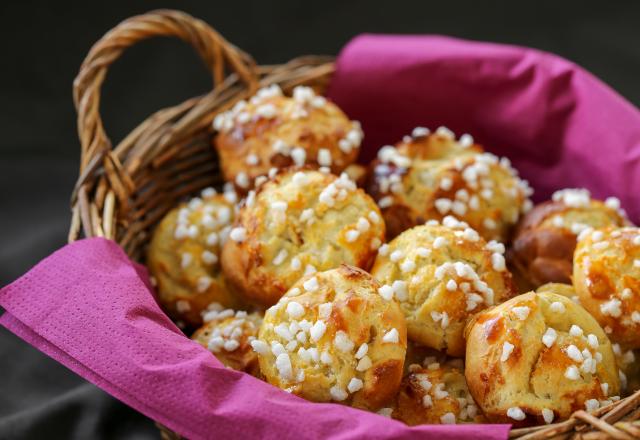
[1, 1, 639, 438]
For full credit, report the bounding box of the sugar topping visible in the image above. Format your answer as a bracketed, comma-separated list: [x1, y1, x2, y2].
[501, 341, 515, 362]
[507, 407, 526, 421]
[542, 328, 557, 348]
[552, 188, 591, 208]
[382, 328, 400, 343]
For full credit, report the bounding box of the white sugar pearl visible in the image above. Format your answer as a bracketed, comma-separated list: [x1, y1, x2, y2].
[600, 299, 622, 317]
[400, 259, 416, 273]
[330, 386, 348, 401]
[275, 353, 293, 380]
[392, 280, 408, 301]
[433, 237, 447, 249]
[507, 407, 526, 421]
[542, 328, 557, 348]
[356, 356, 372, 372]
[569, 325, 584, 337]
[250, 340, 270, 355]
[549, 301, 565, 313]
[197, 276, 212, 292]
[355, 343, 368, 359]
[291, 147, 307, 166]
[440, 413, 456, 424]
[272, 249, 288, 266]
[382, 328, 399, 343]
[347, 377, 364, 393]
[286, 301, 305, 319]
[303, 277, 319, 292]
[224, 340, 240, 352]
[345, 230, 360, 242]
[491, 253, 506, 271]
[585, 399, 599, 412]
[356, 217, 370, 232]
[309, 321, 327, 342]
[317, 148, 332, 167]
[320, 350, 333, 364]
[201, 250, 218, 265]
[566, 345, 584, 363]
[181, 253, 193, 268]
[290, 257, 301, 271]
[318, 302, 332, 319]
[542, 408, 554, 424]
[564, 365, 580, 380]
[334, 331, 355, 352]
[512, 306, 530, 321]
[501, 341, 515, 362]
[390, 250, 404, 262]
[229, 227, 247, 242]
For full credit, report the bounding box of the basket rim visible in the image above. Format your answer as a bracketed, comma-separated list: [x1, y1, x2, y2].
[67, 9, 640, 440]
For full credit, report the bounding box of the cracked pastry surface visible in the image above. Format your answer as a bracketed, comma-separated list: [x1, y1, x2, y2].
[221, 168, 385, 307]
[371, 217, 515, 356]
[370, 217, 516, 356]
[366, 126, 532, 241]
[252, 265, 406, 410]
[465, 289, 620, 427]
[510, 189, 628, 288]
[192, 304, 263, 376]
[147, 187, 243, 326]
[213, 84, 362, 192]
[573, 226, 640, 349]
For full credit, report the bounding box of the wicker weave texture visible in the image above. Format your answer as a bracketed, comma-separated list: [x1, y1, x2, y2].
[70, 9, 640, 440]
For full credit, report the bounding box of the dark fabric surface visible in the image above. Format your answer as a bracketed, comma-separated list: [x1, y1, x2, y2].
[1, 1, 639, 439]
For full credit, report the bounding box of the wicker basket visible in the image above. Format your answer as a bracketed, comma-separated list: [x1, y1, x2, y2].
[68, 9, 640, 440]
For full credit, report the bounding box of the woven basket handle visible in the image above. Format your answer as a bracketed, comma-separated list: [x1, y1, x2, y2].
[70, 9, 258, 240]
[73, 9, 257, 168]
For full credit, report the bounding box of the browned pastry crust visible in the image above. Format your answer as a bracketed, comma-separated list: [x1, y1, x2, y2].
[147, 188, 243, 326]
[510, 193, 628, 288]
[213, 84, 361, 192]
[221, 168, 385, 307]
[253, 265, 406, 410]
[366, 127, 532, 241]
[371, 217, 516, 356]
[465, 289, 620, 427]
[573, 226, 640, 349]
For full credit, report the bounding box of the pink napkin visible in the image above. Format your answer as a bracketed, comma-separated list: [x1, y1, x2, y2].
[328, 34, 640, 223]
[3, 34, 640, 439]
[0, 238, 509, 440]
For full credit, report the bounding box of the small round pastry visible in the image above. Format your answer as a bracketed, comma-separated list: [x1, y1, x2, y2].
[393, 361, 482, 425]
[213, 84, 362, 192]
[192, 304, 263, 376]
[510, 189, 628, 288]
[611, 343, 639, 395]
[147, 186, 242, 326]
[573, 226, 640, 349]
[221, 168, 385, 307]
[252, 265, 407, 410]
[367, 127, 532, 241]
[370, 217, 516, 356]
[465, 290, 620, 426]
